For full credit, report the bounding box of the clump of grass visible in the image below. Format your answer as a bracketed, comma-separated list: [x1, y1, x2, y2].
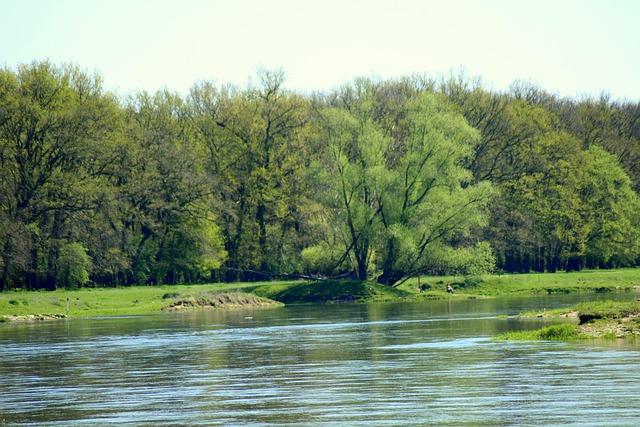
[162, 292, 180, 299]
[496, 323, 583, 341]
[451, 277, 483, 289]
[601, 331, 619, 339]
[538, 323, 582, 339]
[418, 283, 432, 292]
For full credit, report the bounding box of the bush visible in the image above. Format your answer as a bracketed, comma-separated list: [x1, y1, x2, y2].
[301, 243, 341, 275]
[536, 323, 580, 340]
[162, 292, 180, 299]
[497, 323, 582, 341]
[56, 242, 92, 288]
[451, 277, 483, 289]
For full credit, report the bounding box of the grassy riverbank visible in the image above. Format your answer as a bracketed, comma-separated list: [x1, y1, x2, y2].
[1, 269, 639, 321]
[399, 268, 640, 297]
[498, 300, 640, 340]
[0, 283, 290, 320]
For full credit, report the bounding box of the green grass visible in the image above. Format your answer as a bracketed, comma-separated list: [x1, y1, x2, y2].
[398, 268, 640, 297]
[1, 268, 639, 320]
[519, 300, 640, 320]
[250, 279, 409, 304]
[0, 280, 295, 319]
[573, 300, 640, 321]
[496, 323, 584, 341]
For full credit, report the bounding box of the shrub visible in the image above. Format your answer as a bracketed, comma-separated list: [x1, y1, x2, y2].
[56, 242, 92, 288]
[162, 292, 180, 299]
[301, 243, 341, 275]
[497, 323, 582, 341]
[536, 323, 580, 340]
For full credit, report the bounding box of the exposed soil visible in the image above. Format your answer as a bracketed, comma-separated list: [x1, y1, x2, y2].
[1, 313, 68, 322]
[163, 292, 282, 311]
[578, 314, 640, 338]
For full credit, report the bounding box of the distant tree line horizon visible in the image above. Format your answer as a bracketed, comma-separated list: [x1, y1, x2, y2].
[1, 61, 639, 290]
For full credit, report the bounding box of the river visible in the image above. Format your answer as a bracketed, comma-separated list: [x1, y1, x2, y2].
[1, 293, 639, 425]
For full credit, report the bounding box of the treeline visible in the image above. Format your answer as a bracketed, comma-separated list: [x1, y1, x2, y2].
[1, 62, 639, 290]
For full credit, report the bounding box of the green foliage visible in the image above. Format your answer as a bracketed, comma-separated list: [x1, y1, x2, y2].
[581, 146, 640, 264]
[189, 71, 313, 280]
[315, 89, 495, 284]
[536, 323, 582, 340]
[415, 242, 496, 277]
[154, 214, 227, 282]
[301, 243, 343, 275]
[259, 280, 409, 304]
[0, 61, 119, 289]
[0, 62, 639, 290]
[55, 242, 91, 288]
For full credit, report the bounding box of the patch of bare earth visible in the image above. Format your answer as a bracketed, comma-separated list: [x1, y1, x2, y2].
[1, 314, 68, 322]
[164, 292, 282, 311]
[578, 313, 640, 338]
[560, 311, 579, 319]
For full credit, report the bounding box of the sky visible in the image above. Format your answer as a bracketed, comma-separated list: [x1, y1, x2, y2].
[2, 0, 639, 100]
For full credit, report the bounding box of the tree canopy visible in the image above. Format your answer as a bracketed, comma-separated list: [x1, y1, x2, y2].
[1, 62, 639, 290]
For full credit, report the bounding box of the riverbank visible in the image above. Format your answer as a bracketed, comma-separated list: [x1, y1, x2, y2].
[402, 268, 640, 297]
[0, 285, 288, 321]
[1, 269, 639, 321]
[498, 300, 640, 340]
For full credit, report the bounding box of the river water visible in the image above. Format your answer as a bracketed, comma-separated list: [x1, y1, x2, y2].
[1, 293, 640, 426]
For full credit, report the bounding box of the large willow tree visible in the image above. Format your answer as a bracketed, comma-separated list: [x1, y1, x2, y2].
[312, 92, 495, 284]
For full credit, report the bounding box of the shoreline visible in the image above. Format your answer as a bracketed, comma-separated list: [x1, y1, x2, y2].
[499, 299, 640, 340]
[1, 268, 639, 323]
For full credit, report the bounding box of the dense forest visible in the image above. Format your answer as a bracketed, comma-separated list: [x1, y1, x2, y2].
[1, 62, 639, 290]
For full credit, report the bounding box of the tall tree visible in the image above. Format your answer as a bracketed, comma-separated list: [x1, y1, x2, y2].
[190, 70, 312, 280]
[116, 90, 225, 284]
[0, 62, 118, 289]
[314, 92, 495, 284]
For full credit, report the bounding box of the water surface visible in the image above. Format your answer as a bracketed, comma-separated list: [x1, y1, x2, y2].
[1, 293, 639, 425]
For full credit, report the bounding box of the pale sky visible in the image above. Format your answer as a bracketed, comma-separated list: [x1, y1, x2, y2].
[2, 0, 639, 99]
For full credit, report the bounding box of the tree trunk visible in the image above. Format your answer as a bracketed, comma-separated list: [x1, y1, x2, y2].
[46, 210, 63, 290]
[256, 202, 268, 271]
[356, 261, 368, 281]
[377, 269, 404, 286]
[1, 240, 11, 291]
[566, 255, 582, 272]
[547, 254, 560, 273]
[378, 240, 402, 285]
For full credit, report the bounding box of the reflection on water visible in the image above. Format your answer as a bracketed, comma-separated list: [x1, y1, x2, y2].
[1, 293, 639, 425]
